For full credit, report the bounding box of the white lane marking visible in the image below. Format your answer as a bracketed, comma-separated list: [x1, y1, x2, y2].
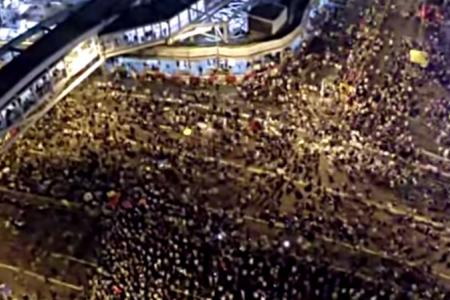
[0, 262, 83, 291]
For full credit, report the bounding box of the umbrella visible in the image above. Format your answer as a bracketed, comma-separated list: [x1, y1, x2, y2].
[183, 127, 193, 136]
[409, 49, 429, 68]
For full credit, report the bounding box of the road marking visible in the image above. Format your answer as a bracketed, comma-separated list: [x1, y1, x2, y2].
[240, 212, 450, 282]
[0, 186, 81, 210]
[50, 253, 97, 269]
[420, 164, 450, 179]
[326, 189, 447, 230]
[0, 262, 83, 291]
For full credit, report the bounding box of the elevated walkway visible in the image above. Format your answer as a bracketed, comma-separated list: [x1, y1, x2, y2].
[104, 0, 316, 77]
[0, 3, 84, 65]
[133, 20, 306, 60]
[0, 0, 133, 104]
[99, 0, 236, 58]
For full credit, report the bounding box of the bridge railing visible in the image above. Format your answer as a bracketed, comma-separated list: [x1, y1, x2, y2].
[0, 36, 103, 137]
[100, 0, 209, 57]
[109, 0, 320, 62]
[0, 57, 104, 152]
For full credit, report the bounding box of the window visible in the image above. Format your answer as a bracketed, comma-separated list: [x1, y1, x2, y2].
[136, 27, 145, 42]
[145, 59, 159, 68]
[170, 16, 179, 33]
[143, 25, 153, 41]
[179, 9, 189, 27]
[178, 60, 189, 70]
[189, 5, 197, 20]
[19, 89, 32, 101]
[124, 29, 137, 43]
[197, 0, 205, 12]
[152, 23, 161, 38]
[160, 22, 169, 37]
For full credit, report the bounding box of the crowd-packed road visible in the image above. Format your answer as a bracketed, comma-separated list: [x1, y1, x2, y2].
[1, 0, 450, 299]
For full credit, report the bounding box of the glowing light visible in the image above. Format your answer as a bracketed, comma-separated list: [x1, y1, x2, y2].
[183, 127, 193, 136]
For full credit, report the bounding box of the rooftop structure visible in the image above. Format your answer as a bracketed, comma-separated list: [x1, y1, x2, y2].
[248, 2, 287, 35]
[249, 2, 286, 20]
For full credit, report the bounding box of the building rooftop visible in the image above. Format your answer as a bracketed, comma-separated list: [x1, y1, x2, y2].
[248, 3, 286, 21]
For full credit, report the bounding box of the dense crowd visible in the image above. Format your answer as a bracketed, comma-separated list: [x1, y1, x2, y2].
[0, 0, 450, 299]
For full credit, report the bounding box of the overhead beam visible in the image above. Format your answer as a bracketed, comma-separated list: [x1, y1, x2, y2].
[8, 47, 23, 53]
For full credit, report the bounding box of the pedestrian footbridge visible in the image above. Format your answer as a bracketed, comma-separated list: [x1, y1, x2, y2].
[0, 0, 336, 148]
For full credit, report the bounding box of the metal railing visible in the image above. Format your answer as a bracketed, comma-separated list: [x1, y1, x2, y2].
[107, 0, 318, 60]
